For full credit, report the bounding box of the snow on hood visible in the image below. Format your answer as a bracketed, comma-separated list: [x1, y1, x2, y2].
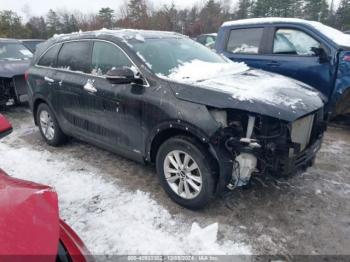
[222, 18, 350, 48]
[165, 60, 320, 110]
[167, 59, 249, 82]
[198, 70, 318, 108]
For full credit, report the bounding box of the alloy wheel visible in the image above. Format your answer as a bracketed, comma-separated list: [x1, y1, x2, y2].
[39, 110, 55, 141]
[163, 150, 203, 199]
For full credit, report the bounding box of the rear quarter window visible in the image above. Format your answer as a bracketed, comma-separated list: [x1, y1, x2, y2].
[226, 28, 264, 54]
[57, 41, 92, 73]
[37, 44, 61, 67]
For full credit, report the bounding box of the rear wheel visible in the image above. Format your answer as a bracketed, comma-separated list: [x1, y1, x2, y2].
[37, 103, 67, 146]
[156, 136, 216, 209]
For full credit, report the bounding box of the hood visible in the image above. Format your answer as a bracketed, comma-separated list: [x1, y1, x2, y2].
[170, 69, 325, 122]
[0, 59, 31, 78]
[0, 170, 59, 258]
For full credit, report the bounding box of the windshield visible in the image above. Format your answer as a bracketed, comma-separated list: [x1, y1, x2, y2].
[0, 43, 33, 61]
[129, 37, 228, 76]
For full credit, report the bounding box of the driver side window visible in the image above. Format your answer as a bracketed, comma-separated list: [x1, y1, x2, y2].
[273, 28, 320, 56]
[91, 41, 133, 76]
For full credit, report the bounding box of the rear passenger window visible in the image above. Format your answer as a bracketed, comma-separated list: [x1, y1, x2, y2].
[37, 44, 61, 67]
[226, 28, 263, 54]
[91, 41, 133, 76]
[57, 41, 92, 73]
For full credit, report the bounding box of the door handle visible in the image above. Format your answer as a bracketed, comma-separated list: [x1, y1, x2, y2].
[44, 76, 55, 83]
[84, 80, 97, 93]
[267, 61, 280, 67]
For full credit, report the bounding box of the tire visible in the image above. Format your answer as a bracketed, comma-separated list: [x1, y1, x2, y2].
[37, 103, 67, 146]
[156, 136, 217, 209]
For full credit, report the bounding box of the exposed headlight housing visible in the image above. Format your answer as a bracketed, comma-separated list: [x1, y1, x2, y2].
[209, 109, 227, 127]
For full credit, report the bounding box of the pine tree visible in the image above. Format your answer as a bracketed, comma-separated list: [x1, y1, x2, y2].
[303, 0, 329, 22]
[236, 0, 251, 19]
[335, 0, 350, 30]
[46, 9, 62, 36]
[25, 16, 48, 39]
[251, 0, 303, 18]
[98, 7, 114, 29]
[200, 0, 223, 33]
[127, 0, 149, 29]
[0, 10, 28, 38]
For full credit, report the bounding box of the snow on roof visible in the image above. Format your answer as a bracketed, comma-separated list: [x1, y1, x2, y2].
[222, 17, 350, 47]
[53, 28, 183, 42]
[0, 38, 21, 43]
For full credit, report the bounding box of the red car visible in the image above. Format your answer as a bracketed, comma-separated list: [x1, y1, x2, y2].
[0, 114, 93, 262]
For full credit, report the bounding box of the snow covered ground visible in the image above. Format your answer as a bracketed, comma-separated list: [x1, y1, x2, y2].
[1, 107, 350, 258]
[0, 108, 251, 256]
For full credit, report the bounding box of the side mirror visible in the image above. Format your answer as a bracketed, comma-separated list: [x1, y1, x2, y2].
[106, 67, 138, 84]
[0, 114, 12, 139]
[311, 47, 329, 63]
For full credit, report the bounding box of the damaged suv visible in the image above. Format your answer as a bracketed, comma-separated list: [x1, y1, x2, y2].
[0, 38, 32, 106]
[27, 30, 327, 209]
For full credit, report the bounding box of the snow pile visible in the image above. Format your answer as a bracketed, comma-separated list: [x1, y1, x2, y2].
[0, 127, 251, 255]
[167, 59, 249, 82]
[222, 17, 350, 47]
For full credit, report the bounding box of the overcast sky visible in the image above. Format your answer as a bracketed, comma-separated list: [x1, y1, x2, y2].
[1, 0, 205, 19]
[1, 0, 340, 21]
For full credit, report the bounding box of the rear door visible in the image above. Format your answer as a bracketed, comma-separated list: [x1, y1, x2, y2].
[54, 41, 93, 136]
[220, 27, 267, 69]
[30, 43, 62, 108]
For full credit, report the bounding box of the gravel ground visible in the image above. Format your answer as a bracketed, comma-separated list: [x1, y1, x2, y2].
[1, 106, 349, 259]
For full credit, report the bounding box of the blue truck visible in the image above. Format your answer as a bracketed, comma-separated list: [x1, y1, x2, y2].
[216, 18, 350, 117]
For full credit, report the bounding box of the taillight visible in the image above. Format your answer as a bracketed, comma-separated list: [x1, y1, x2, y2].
[24, 71, 29, 81]
[343, 55, 350, 62]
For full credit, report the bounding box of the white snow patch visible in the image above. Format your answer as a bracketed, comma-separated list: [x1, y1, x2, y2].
[135, 33, 145, 42]
[165, 59, 319, 108]
[167, 59, 249, 82]
[222, 18, 350, 47]
[137, 51, 153, 69]
[0, 130, 251, 255]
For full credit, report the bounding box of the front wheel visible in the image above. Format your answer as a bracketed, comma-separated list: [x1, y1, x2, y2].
[156, 136, 217, 209]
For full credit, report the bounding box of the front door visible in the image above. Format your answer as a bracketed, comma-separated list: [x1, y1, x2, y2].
[258, 27, 334, 97]
[83, 40, 144, 156]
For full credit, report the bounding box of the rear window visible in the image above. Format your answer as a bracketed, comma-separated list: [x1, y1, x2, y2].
[37, 44, 61, 67]
[57, 41, 92, 73]
[226, 28, 263, 54]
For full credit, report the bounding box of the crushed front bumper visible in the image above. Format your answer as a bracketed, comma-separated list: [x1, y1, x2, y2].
[275, 136, 323, 176]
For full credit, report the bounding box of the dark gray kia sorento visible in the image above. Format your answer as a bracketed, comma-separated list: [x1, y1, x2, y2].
[27, 29, 327, 209]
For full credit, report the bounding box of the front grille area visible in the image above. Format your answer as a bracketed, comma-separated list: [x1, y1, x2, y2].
[291, 114, 314, 151]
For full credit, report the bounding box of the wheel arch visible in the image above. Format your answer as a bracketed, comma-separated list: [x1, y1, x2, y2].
[146, 121, 217, 164]
[32, 96, 54, 125]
